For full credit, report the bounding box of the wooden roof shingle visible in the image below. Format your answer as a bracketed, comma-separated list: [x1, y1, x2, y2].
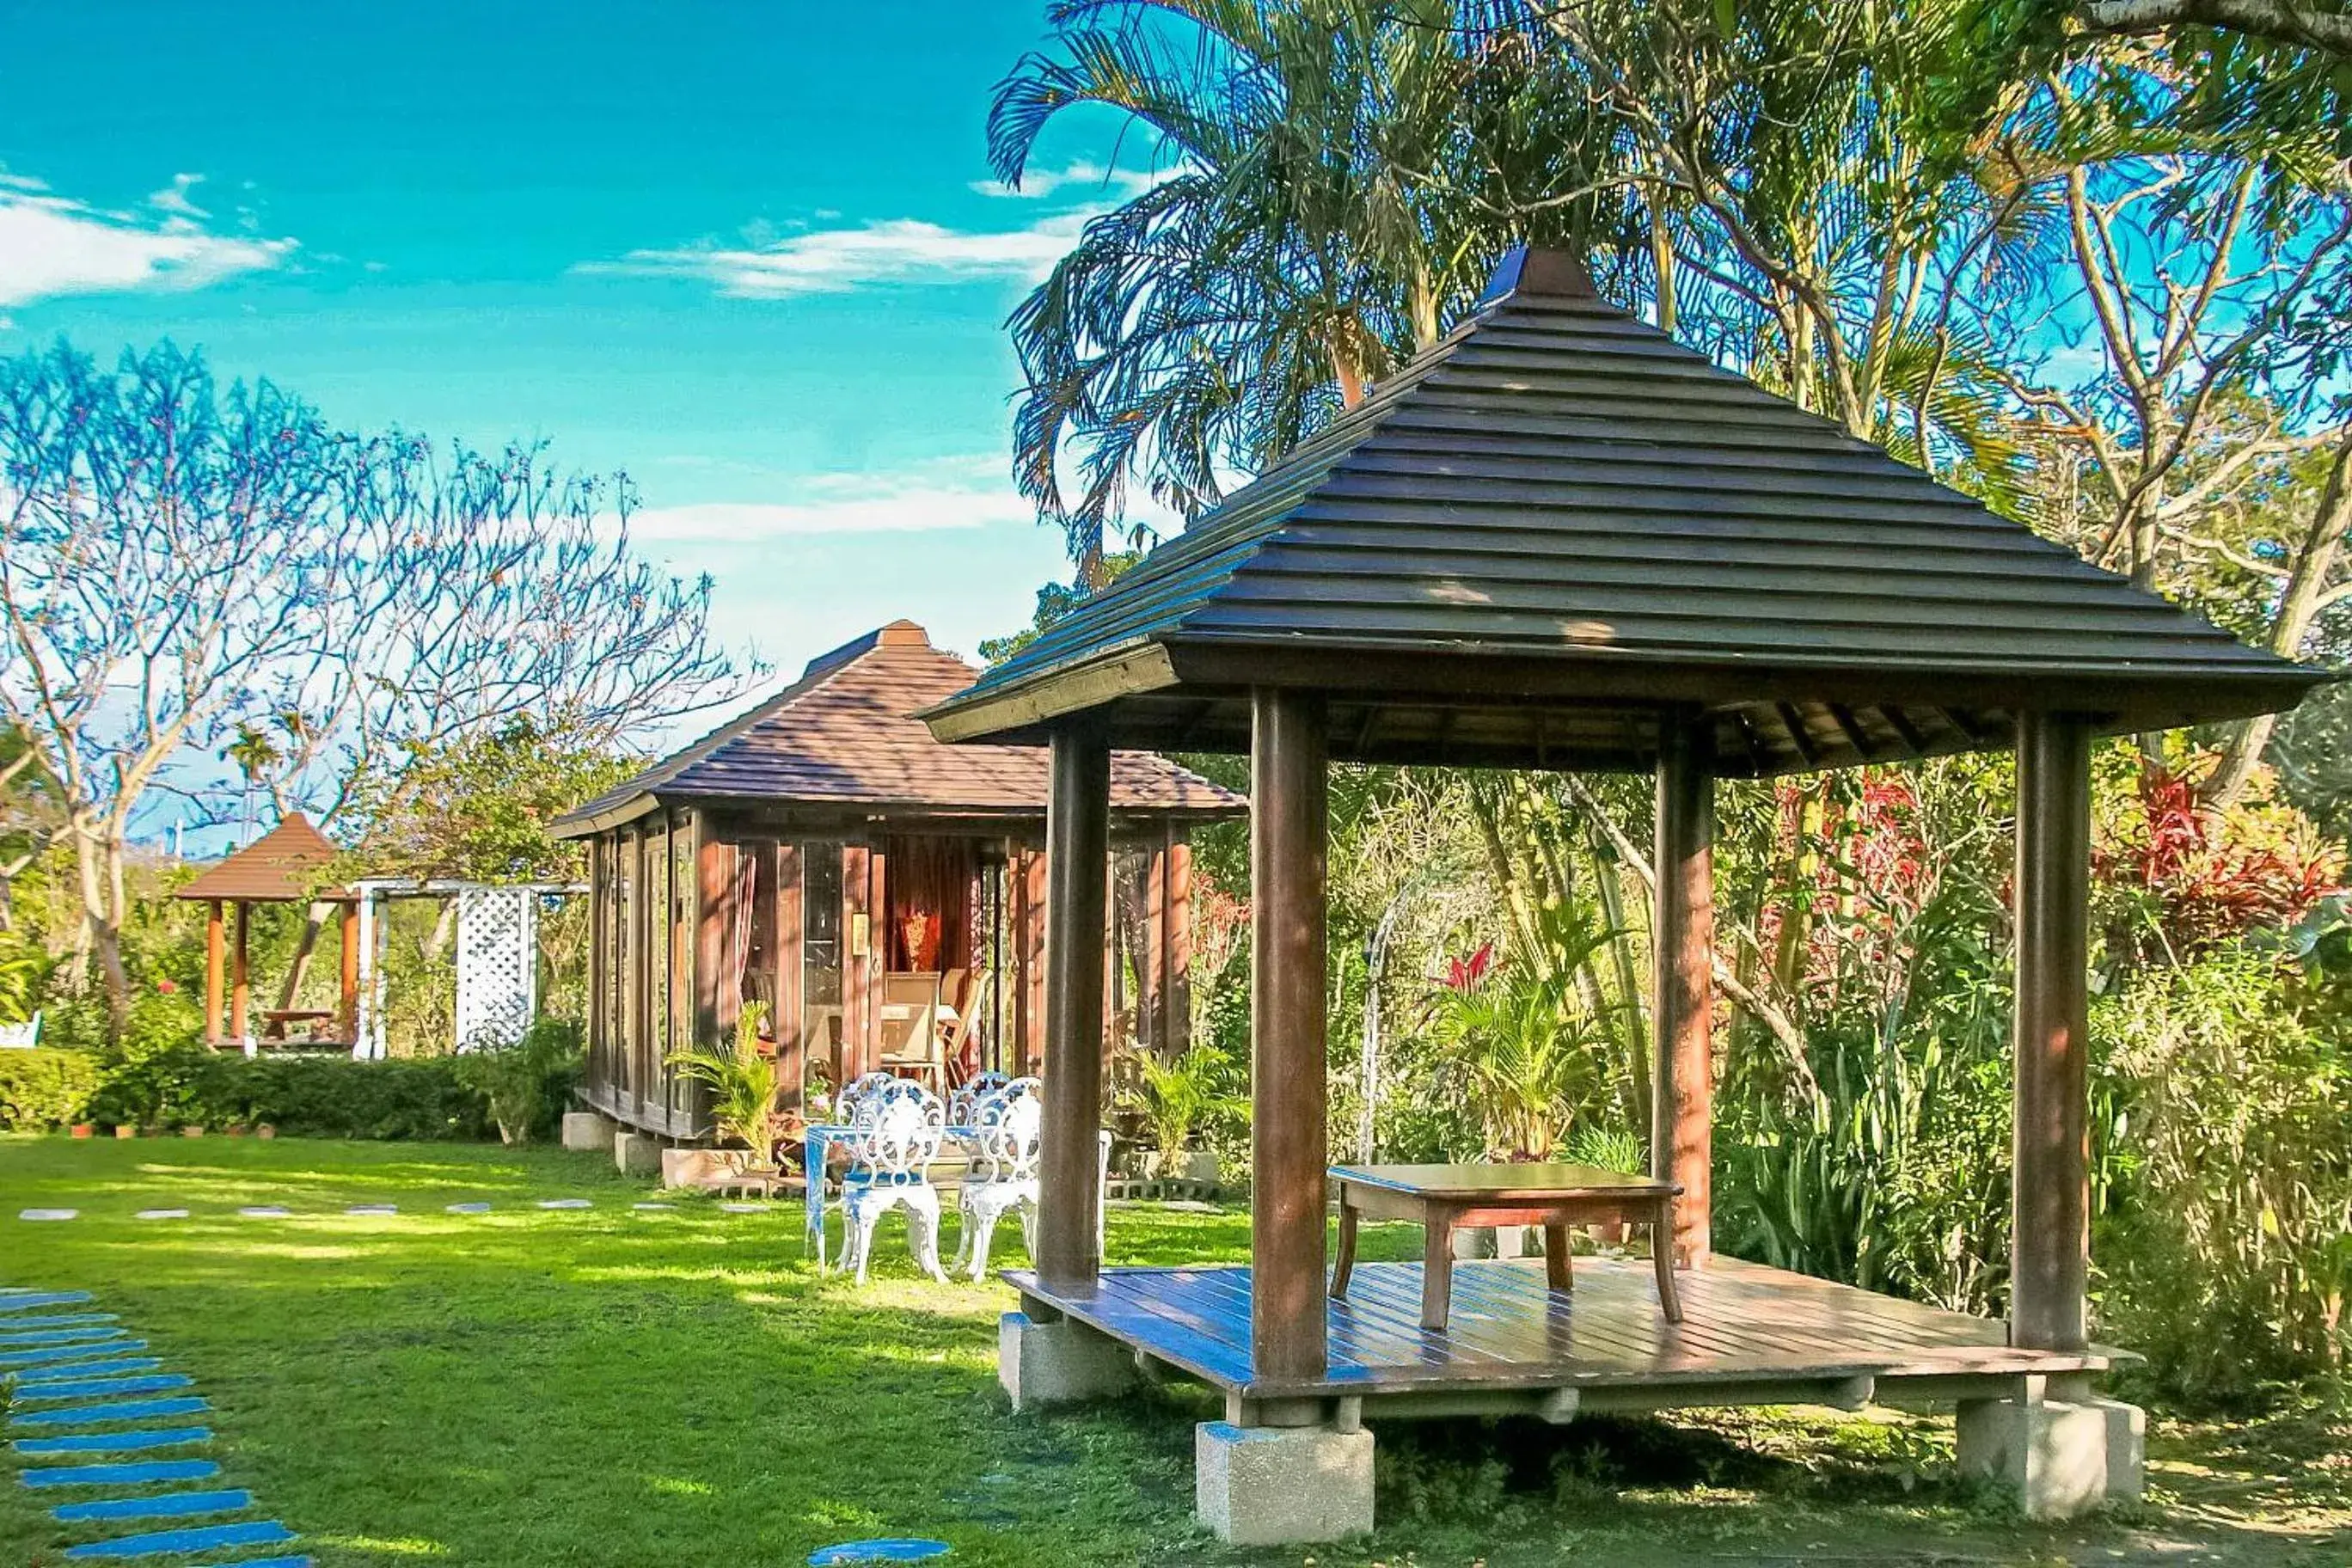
[923, 248, 2327, 776]
[175, 813, 344, 903]
[551, 621, 1242, 836]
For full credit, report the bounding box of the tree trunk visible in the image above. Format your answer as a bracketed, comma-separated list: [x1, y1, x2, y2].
[70, 821, 130, 1028]
[277, 902, 329, 1010]
[2205, 429, 2352, 805]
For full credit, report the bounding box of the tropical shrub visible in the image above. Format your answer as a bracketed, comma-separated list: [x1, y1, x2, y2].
[453, 1017, 584, 1144]
[1117, 1045, 1246, 1174]
[666, 1001, 780, 1167]
[0, 1048, 103, 1130]
[2095, 945, 2352, 1402]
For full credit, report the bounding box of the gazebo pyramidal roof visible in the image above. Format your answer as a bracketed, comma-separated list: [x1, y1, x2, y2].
[176, 812, 346, 903]
[924, 248, 2326, 774]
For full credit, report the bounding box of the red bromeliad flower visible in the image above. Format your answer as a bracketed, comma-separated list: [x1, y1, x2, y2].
[1442, 941, 1497, 993]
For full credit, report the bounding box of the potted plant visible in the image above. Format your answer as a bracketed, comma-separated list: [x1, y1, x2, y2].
[1118, 1048, 1242, 1182]
[69, 1123, 94, 1139]
[667, 1001, 782, 1173]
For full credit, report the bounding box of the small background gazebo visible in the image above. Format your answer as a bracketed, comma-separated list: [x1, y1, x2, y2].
[175, 812, 358, 1054]
[923, 247, 2327, 1542]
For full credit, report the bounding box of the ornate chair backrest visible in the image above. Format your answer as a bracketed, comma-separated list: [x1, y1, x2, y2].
[836, 1071, 900, 1126]
[845, 1079, 946, 1187]
[970, 1077, 1043, 1185]
[950, 1070, 1010, 1126]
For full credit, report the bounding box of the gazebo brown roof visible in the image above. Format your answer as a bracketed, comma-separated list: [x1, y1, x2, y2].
[552, 620, 1241, 839]
[920, 248, 2328, 1539]
[175, 812, 344, 903]
[925, 248, 2326, 771]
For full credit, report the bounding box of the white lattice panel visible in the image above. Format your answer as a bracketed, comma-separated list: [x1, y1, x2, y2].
[455, 886, 537, 1051]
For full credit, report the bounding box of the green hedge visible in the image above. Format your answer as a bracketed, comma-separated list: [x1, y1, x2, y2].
[0, 1047, 550, 1141]
[0, 1049, 105, 1130]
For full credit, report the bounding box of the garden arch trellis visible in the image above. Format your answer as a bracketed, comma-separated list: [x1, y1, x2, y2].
[348, 879, 580, 1059]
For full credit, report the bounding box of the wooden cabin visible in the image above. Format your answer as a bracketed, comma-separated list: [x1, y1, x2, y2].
[550, 620, 1243, 1141]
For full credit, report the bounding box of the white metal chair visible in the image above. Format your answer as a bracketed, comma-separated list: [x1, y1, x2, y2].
[951, 1078, 1041, 1280]
[833, 1070, 899, 1126]
[948, 1070, 1010, 1128]
[836, 1079, 952, 1285]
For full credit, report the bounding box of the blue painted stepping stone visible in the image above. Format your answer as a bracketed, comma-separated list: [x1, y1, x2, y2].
[22, 1457, 220, 1487]
[19, 1209, 77, 1222]
[0, 1314, 117, 1332]
[809, 1540, 952, 1565]
[445, 1203, 492, 1214]
[0, 1291, 92, 1310]
[0, 1326, 128, 1347]
[0, 1341, 149, 1368]
[52, 1485, 249, 1523]
[14, 1427, 212, 1456]
[15, 1374, 193, 1401]
[63, 1518, 294, 1559]
[15, 1358, 166, 1384]
[345, 1204, 396, 1216]
[10, 1396, 210, 1428]
[132, 1209, 188, 1221]
[536, 1198, 591, 1210]
[237, 1207, 291, 1218]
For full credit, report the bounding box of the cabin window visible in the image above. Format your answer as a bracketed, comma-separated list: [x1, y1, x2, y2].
[800, 841, 844, 1101]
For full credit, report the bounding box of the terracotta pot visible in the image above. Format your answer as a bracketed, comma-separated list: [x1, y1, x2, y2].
[255, 1124, 277, 1140]
[69, 1124, 95, 1139]
[226, 1124, 248, 1137]
[113, 1124, 135, 1140]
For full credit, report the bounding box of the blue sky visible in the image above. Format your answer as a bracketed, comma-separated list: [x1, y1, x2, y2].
[0, 0, 1152, 738]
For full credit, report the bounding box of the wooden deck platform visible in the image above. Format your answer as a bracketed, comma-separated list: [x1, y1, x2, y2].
[1008, 1257, 2132, 1414]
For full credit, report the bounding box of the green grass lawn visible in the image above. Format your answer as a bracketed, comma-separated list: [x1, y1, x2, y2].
[3, 1136, 2347, 1567]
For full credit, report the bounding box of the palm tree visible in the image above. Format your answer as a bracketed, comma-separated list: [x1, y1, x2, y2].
[990, 0, 1625, 576]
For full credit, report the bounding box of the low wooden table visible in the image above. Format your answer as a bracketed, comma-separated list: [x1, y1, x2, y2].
[1328, 1162, 1684, 1331]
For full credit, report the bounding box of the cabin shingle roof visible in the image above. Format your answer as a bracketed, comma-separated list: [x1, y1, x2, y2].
[553, 621, 1242, 835]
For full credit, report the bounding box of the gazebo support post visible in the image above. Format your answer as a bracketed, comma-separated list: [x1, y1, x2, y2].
[997, 720, 1136, 1414]
[1196, 689, 1371, 1548]
[230, 902, 251, 1055]
[205, 900, 225, 1047]
[1652, 711, 1713, 1266]
[339, 900, 360, 1044]
[1957, 710, 2143, 1516]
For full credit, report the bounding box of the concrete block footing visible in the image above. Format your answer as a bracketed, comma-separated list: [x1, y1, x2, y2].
[613, 1130, 664, 1177]
[1957, 1394, 2145, 1519]
[660, 1148, 729, 1189]
[997, 1312, 1137, 1411]
[1195, 1420, 1375, 1545]
[560, 1111, 616, 1153]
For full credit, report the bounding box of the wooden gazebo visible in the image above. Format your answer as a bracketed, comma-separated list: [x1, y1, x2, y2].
[175, 812, 358, 1052]
[924, 248, 2326, 1540]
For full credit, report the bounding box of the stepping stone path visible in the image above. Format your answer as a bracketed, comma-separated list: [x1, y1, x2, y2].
[237, 1207, 291, 1218]
[446, 1203, 493, 1215]
[132, 1210, 187, 1222]
[20, 1210, 77, 1222]
[536, 1199, 591, 1210]
[3, 1286, 311, 1565]
[344, 1204, 397, 1216]
[633, 1203, 676, 1211]
[809, 1540, 952, 1565]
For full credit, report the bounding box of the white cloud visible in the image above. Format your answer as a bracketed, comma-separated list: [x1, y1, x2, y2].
[147, 174, 208, 219]
[622, 460, 1038, 542]
[970, 160, 1158, 201]
[0, 175, 294, 309]
[585, 212, 1093, 298]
